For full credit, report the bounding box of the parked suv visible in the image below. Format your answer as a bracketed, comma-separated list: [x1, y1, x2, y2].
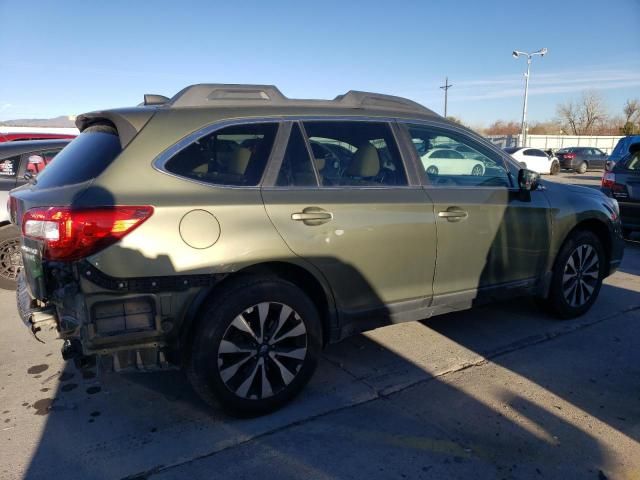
[0, 139, 71, 288]
[10, 84, 624, 415]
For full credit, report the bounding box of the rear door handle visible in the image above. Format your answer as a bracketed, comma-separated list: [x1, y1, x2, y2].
[438, 208, 468, 222]
[291, 207, 333, 225]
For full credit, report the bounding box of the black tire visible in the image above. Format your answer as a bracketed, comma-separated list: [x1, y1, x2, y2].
[541, 230, 605, 319]
[550, 161, 560, 175]
[471, 164, 484, 176]
[577, 162, 588, 174]
[0, 225, 22, 290]
[426, 165, 438, 175]
[187, 276, 322, 416]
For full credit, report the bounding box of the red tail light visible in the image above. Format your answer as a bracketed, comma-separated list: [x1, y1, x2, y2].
[602, 172, 616, 189]
[22, 206, 153, 261]
[564, 153, 576, 159]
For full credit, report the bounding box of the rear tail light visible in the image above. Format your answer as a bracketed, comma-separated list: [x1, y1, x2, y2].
[22, 206, 153, 261]
[564, 153, 576, 159]
[602, 172, 616, 189]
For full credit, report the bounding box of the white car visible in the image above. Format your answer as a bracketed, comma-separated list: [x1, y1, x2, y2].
[421, 148, 485, 176]
[504, 147, 560, 175]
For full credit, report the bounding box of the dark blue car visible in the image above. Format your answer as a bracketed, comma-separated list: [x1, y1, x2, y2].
[609, 135, 640, 165]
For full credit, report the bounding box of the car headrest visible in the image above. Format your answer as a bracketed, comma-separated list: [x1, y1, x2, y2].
[346, 143, 380, 177]
[227, 147, 252, 175]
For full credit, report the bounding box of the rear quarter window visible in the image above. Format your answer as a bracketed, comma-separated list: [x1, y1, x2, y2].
[164, 123, 278, 187]
[34, 125, 121, 189]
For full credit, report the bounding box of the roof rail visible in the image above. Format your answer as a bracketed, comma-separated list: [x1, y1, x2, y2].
[334, 90, 432, 114]
[170, 84, 287, 108]
[162, 83, 435, 115]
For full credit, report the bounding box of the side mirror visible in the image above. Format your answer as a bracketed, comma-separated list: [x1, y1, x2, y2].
[605, 160, 614, 172]
[518, 168, 540, 191]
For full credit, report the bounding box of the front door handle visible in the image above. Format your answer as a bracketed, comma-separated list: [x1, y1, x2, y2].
[291, 207, 333, 226]
[438, 208, 468, 222]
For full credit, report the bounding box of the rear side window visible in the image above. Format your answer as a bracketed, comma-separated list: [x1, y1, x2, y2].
[302, 121, 407, 187]
[35, 125, 121, 189]
[25, 149, 63, 175]
[165, 123, 278, 187]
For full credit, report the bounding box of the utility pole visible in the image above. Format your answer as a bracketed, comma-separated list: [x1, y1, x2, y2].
[440, 77, 453, 118]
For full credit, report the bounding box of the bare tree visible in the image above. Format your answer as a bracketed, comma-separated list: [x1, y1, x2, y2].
[623, 98, 640, 124]
[556, 91, 608, 135]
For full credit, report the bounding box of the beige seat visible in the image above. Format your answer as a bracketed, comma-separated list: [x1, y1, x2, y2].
[345, 143, 380, 183]
[226, 147, 252, 175]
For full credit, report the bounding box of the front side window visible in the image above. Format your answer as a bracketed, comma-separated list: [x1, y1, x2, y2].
[406, 124, 510, 187]
[0, 155, 19, 177]
[165, 123, 278, 186]
[302, 121, 407, 187]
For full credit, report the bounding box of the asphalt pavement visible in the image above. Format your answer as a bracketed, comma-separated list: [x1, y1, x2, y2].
[1, 172, 639, 480]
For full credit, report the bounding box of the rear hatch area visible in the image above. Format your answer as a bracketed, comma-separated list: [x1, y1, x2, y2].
[10, 123, 123, 299]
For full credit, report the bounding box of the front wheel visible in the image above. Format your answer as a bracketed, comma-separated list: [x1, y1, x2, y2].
[540, 230, 605, 319]
[0, 225, 22, 290]
[550, 161, 560, 175]
[471, 164, 484, 176]
[187, 276, 322, 416]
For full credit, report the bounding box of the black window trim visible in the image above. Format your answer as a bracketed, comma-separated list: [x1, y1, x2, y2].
[396, 119, 518, 190]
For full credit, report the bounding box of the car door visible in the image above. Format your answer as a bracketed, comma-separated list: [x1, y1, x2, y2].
[592, 148, 607, 169]
[401, 122, 551, 307]
[262, 120, 436, 319]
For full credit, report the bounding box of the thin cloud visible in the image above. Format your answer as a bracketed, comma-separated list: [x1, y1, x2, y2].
[447, 68, 640, 102]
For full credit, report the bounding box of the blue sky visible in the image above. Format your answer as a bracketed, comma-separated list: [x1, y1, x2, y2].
[1, 0, 639, 126]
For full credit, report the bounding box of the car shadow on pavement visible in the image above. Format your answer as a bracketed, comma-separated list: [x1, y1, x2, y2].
[19, 281, 640, 480]
[17, 186, 640, 479]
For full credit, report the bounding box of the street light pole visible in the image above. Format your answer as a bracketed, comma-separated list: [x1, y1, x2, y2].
[440, 76, 453, 118]
[512, 48, 547, 147]
[521, 57, 531, 146]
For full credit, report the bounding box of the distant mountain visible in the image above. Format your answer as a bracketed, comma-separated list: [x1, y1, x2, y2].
[0, 116, 76, 128]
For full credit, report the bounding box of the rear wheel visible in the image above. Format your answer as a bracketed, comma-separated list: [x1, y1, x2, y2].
[0, 225, 22, 290]
[541, 230, 605, 319]
[187, 276, 322, 416]
[550, 161, 560, 175]
[577, 162, 588, 174]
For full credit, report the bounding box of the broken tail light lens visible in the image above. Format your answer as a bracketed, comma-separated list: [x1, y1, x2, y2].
[22, 206, 153, 261]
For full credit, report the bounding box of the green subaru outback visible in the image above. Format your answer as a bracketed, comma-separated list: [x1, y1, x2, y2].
[9, 84, 624, 415]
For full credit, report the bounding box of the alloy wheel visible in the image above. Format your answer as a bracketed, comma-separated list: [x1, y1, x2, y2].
[471, 164, 483, 176]
[0, 237, 22, 282]
[217, 302, 308, 400]
[562, 244, 599, 307]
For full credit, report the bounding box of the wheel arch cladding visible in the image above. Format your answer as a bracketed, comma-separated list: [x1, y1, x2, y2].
[179, 261, 336, 352]
[564, 219, 612, 271]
